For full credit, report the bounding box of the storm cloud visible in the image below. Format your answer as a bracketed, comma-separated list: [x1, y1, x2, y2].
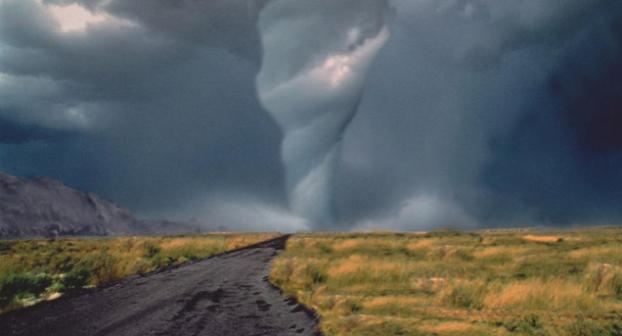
[257, 0, 390, 227]
[0, 0, 621, 231]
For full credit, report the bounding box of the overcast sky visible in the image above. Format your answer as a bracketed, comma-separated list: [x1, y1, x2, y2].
[1, 0, 621, 231]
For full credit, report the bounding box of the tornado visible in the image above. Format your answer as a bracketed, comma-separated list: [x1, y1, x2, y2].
[256, 0, 390, 226]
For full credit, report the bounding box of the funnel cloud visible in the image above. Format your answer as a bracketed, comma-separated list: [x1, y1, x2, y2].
[256, 0, 390, 226]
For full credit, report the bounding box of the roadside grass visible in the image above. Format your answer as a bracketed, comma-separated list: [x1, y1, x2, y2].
[271, 228, 622, 336]
[0, 233, 278, 312]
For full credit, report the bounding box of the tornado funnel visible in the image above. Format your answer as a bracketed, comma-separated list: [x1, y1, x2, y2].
[256, 0, 390, 226]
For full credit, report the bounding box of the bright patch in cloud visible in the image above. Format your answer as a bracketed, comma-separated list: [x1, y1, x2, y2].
[313, 27, 390, 89]
[47, 3, 131, 33]
[64, 107, 90, 128]
[320, 55, 353, 88]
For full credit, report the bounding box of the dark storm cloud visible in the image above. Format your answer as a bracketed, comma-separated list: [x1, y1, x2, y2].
[103, 0, 266, 61]
[336, 0, 622, 229]
[1, 0, 621, 230]
[484, 9, 622, 225]
[0, 0, 283, 229]
[0, 114, 75, 144]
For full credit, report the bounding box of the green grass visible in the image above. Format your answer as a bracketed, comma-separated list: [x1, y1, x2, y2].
[0, 233, 278, 312]
[270, 228, 622, 336]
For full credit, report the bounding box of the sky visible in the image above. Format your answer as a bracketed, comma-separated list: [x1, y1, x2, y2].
[0, 0, 621, 231]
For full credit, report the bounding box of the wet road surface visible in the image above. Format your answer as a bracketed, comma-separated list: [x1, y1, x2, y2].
[0, 235, 321, 336]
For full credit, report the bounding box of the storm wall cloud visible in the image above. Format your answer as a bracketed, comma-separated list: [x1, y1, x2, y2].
[0, 0, 621, 230]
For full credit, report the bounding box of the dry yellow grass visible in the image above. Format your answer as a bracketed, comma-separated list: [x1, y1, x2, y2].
[569, 246, 621, 259]
[0, 233, 278, 312]
[363, 295, 428, 310]
[332, 239, 362, 251]
[522, 234, 562, 243]
[326, 255, 366, 278]
[419, 321, 476, 334]
[406, 239, 434, 251]
[583, 262, 622, 297]
[271, 228, 622, 336]
[472, 246, 531, 258]
[484, 278, 599, 312]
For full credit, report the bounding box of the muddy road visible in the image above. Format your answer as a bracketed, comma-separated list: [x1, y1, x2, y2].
[0, 235, 321, 336]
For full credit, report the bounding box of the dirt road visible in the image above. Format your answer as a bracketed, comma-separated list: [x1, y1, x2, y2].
[0, 235, 321, 336]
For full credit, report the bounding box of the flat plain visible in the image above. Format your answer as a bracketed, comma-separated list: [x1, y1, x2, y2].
[2, 228, 622, 336]
[0, 233, 278, 313]
[270, 228, 622, 336]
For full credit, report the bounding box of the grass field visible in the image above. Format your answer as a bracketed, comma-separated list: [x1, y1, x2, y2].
[270, 228, 622, 336]
[0, 233, 278, 313]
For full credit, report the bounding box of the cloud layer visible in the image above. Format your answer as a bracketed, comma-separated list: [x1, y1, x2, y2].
[1, 0, 621, 230]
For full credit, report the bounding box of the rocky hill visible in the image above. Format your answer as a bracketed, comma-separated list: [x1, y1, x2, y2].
[0, 172, 199, 239]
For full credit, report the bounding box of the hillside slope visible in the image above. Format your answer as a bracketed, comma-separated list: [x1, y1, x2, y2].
[0, 172, 198, 238]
